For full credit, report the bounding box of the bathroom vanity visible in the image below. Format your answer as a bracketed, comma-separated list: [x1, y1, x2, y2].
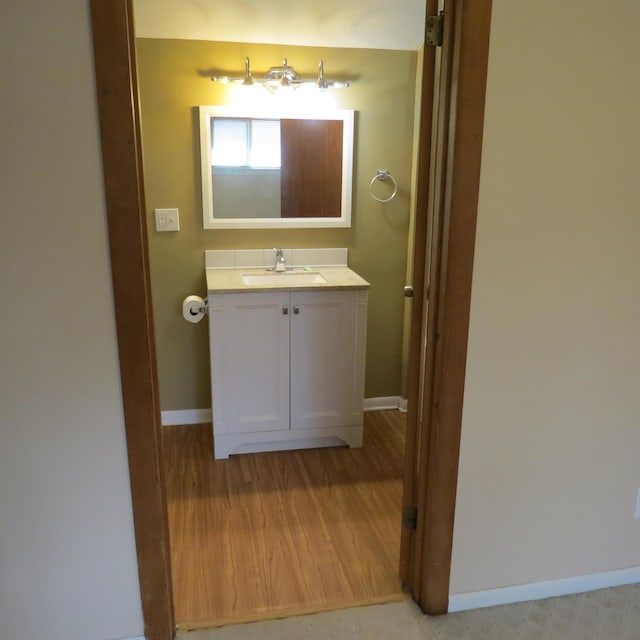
[206, 249, 369, 459]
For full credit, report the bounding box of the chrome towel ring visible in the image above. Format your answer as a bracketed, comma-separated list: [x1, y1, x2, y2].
[369, 169, 398, 203]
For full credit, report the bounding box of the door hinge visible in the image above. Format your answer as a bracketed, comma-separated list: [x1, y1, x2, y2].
[426, 12, 444, 47]
[402, 505, 418, 529]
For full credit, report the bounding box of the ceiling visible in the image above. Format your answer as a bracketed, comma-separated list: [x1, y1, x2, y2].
[133, 0, 427, 51]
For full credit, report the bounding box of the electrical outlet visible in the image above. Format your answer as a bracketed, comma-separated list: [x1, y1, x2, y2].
[154, 208, 180, 232]
[635, 488, 640, 519]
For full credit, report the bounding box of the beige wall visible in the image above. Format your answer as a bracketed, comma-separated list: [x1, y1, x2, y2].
[450, 0, 640, 594]
[136, 39, 417, 410]
[0, 2, 143, 639]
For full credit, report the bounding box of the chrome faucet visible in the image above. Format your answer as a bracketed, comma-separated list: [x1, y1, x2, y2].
[272, 247, 287, 272]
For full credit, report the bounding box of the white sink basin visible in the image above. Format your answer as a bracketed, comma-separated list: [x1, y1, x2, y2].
[242, 271, 327, 286]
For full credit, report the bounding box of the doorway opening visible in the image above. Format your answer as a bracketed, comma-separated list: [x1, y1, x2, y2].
[89, 0, 492, 636]
[133, 2, 431, 628]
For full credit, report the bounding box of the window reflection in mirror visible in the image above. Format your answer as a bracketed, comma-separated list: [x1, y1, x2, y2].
[211, 118, 281, 168]
[199, 106, 354, 229]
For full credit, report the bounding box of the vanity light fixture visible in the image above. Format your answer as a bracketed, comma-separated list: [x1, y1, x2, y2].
[211, 58, 350, 92]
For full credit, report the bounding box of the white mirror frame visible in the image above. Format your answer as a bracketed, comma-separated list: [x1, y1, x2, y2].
[199, 106, 354, 229]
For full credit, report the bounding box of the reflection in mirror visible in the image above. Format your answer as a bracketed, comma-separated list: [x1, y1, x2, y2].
[199, 106, 354, 229]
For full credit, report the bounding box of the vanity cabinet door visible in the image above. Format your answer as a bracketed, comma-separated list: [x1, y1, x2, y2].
[289, 290, 366, 430]
[209, 291, 290, 436]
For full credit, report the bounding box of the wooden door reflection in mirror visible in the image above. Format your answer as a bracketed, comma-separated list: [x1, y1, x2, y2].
[281, 119, 342, 218]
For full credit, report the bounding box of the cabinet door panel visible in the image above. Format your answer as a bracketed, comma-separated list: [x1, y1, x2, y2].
[290, 290, 358, 430]
[209, 292, 290, 435]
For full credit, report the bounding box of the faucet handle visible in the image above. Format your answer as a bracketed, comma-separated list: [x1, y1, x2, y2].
[273, 247, 287, 271]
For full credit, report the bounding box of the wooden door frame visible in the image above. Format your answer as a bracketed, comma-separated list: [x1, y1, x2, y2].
[409, 0, 493, 614]
[90, 2, 174, 639]
[89, 0, 492, 636]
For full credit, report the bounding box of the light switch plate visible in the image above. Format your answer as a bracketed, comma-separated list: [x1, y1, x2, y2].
[155, 208, 180, 232]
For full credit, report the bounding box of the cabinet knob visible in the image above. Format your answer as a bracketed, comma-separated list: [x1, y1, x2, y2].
[293, 306, 300, 315]
[404, 285, 414, 298]
[282, 306, 289, 315]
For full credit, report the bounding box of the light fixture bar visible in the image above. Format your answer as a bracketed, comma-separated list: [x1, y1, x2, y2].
[210, 58, 350, 91]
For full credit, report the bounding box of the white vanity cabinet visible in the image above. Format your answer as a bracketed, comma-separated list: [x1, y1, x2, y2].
[208, 288, 367, 458]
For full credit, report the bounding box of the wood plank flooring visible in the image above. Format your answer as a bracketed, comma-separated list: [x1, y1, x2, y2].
[162, 410, 407, 628]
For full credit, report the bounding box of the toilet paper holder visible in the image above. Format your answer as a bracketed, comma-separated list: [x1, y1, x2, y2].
[189, 298, 208, 316]
[182, 295, 209, 323]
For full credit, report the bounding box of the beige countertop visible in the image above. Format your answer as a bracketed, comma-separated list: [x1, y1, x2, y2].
[206, 266, 370, 293]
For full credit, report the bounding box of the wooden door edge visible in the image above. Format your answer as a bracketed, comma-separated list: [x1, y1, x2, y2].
[89, 1, 175, 638]
[416, 0, 493, 615]
[399, 0, 440, 588]
[410, 0, 459, 604]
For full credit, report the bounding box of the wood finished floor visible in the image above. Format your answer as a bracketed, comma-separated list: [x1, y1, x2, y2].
[162, 410, 407, 628]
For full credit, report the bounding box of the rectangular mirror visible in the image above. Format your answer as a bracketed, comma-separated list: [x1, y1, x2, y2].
[199, 106, 354, 229]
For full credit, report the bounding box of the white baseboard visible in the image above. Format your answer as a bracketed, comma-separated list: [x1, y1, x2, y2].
[448, 566, 640, 612]
[161, 398, 407, 426]
[161, 408, 212, 426]
[363, 396, 403, 412]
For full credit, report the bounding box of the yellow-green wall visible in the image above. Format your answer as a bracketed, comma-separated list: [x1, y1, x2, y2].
[136, 39, 417, 410]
